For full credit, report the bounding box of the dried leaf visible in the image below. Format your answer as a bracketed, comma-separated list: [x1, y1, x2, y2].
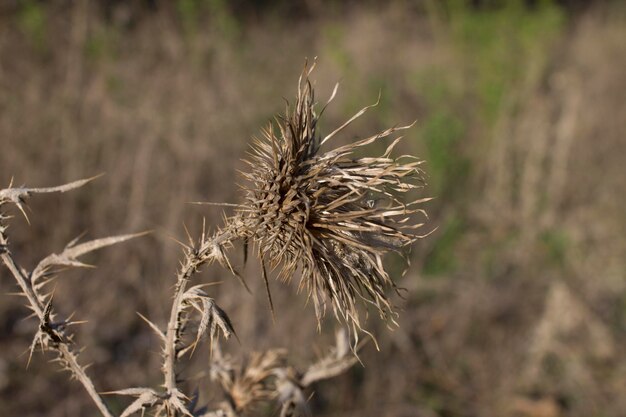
[31, 232, 148, 285]
[103, 388, 161, 417]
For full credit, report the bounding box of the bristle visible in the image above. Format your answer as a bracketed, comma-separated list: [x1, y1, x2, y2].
[235, 65, 428, 338]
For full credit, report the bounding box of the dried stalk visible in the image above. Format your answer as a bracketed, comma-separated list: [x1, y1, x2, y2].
[0, 178, 143, 417]
[161, 225, 237, 410]
[0, 236, 114, 417]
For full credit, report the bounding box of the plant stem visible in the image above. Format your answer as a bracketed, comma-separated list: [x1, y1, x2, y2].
[0, 231, 114, 417]
[162, 226, 236, 401]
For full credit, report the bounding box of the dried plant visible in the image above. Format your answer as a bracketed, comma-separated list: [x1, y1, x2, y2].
[0, 63, 428, 417]
[0, 178, 143, 417]
[234, 64, 428, 338]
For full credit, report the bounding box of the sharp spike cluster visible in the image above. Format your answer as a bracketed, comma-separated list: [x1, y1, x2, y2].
[234, 62, 429, 342]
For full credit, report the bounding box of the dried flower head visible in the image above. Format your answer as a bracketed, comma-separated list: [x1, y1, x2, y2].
[235, 63, 428, 337]
[212, 349, 286, 414]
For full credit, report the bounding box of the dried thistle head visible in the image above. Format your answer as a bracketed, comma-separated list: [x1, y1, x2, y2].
[212, 349, 286, 414]
[235, 63, 428, 337]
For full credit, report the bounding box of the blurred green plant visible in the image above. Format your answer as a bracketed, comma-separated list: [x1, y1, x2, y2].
[177, 0, 240, 42]
[448, 0, 564, 124]
[423, 215, 464, 276]
[322, 22, 354, 74]
[410, 70, 467, 278]
[421, 108, 467, 197]
[414, 0, 564, 191]
[177, 0, 203, 37]
[415, 0, 565, 277]
[85, 27, 119, 63]
[540, 228, 569, 267]
[17, 0, 46, 51]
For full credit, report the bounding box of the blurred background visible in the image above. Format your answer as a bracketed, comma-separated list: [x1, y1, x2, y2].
[1, 0, 625, 416]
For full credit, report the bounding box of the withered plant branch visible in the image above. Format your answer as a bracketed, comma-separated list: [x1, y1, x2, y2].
[3, 63, 429, 417]
[31, 232, 148, 288]
[0, 178, 120, 417]
[160, 223, 239, 416]
[0, 175, 100, 224]
[0, 177, 142, 417]
[0, 239, 113, 417]
[207, 329, 358, 417]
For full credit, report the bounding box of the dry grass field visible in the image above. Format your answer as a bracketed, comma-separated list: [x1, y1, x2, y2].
[1, 1, 625, 416]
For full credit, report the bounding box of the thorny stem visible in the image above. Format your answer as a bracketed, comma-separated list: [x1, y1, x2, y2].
[0, 231, 115, 417]
[162, 225, 238, 411]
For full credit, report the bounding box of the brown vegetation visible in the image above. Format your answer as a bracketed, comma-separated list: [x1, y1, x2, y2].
[1, 1, 625, 417]
[1, 64, 426, 416]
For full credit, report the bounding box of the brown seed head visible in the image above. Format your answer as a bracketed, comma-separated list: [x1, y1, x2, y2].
[236, 63, 429, 337]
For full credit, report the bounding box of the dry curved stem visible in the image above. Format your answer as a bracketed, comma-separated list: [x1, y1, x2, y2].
[0, 175, 101, 224]
[108, 224, 241, 417]
[0, 239, 113, 417]
[31, 232, 148, 289]
[102, 387, 162, 417]
[159, 224, 239, 416]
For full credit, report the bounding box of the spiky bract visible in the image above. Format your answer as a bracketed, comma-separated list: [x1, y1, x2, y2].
[236, 65, 428, 335]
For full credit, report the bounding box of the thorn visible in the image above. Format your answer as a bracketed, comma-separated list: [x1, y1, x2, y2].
[66, 320, 88, 327]
[187, 201, 246, 208]
[261, 258, 276, 324]
[21, 312, 37, 321]
[66, 231, 88, 248]
[182, 222, 194, 248]
[166, 234, 192, 251]
[27, 332, 42, 369]
[5, 291, 27, 297]
[243, 237, 248, 267]
[16, 202, 30, 225]
[137, 312, 166, 341]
